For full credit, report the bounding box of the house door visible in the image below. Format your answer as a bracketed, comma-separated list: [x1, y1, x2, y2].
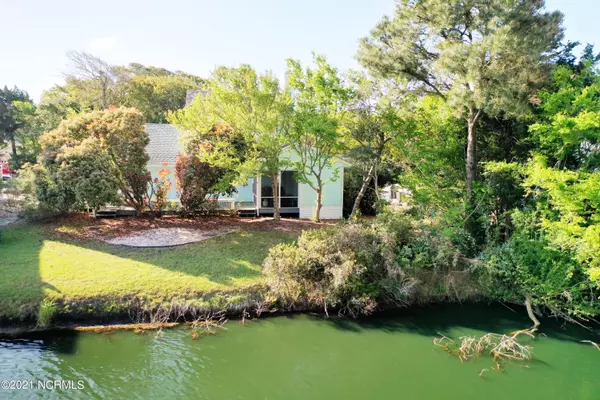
[259, 172, 298, 208]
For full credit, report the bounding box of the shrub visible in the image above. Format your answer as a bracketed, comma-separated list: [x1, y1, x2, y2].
[39, 107, 150, 213]
[148, 162, 173, 215]
[264, 212, 419, 316]
[26, 138, 121, 212]
[175, 153, 234, 216]
[263, 211, 472, 316]
[54, 138, 121, 210]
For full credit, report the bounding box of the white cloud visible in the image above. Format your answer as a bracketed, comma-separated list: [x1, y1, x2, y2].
[86, 36, 121, 52]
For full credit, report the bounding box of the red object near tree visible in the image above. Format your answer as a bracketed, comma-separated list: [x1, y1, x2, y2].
[1, 164, 14, 175]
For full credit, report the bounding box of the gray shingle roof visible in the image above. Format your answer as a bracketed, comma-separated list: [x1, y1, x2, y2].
[145, 124, 183, 165]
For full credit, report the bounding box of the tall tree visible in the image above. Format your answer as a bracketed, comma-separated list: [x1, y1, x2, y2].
[345, 74, 411, 218]
[59, 54, 203, 123]
[122, 74, 201, 123]
[65, 51, 117, 110]
[357, 0, 563, 212]
[0, 86, 32, 166]
[285, 55, 349, 221]
[169, 65, 292, 220]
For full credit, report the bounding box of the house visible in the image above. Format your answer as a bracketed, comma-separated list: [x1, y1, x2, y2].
[380, 184, 411, 208]
[145, 123, 349, 219]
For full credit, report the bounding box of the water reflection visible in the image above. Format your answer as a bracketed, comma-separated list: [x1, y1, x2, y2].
[0, 304, 598, 399]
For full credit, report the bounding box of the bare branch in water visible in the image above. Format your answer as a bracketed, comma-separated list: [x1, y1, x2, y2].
[434, 328, 536, 373]
[581, 340, 600, 351]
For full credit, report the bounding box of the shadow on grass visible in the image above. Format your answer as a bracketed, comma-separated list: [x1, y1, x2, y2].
[0, 222, 44, 324]
[44, 228, 292, 286]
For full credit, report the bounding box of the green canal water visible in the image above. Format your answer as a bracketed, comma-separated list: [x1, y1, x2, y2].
[0, 304, 599, 399]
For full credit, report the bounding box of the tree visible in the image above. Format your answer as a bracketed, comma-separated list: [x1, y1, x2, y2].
[11, 100, 42, 168]
[40, 107, 150, 212]
[169, 65, 292, 220]
[61, 54, 203, 122]
[35, 85, 83, 132]
[357, 0, 563, 211]
[65, 51, 117, 110]
[0, 86, 32, 166]
[122, 74, 201, 123]
[345, 74, 411, 218]
[285, 55, 349, 221]
[529, 61, 600, 171]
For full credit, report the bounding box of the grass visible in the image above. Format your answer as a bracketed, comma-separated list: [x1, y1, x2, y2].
[0, 221, 299, 322]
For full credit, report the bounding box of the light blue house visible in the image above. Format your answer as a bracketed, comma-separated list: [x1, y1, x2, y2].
[145, 124, 348, 219]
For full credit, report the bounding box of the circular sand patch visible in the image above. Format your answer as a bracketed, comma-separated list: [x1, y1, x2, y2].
[105, 227, 238, 248]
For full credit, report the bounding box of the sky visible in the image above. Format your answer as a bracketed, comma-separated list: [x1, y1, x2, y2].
[1, 0, 598, 102]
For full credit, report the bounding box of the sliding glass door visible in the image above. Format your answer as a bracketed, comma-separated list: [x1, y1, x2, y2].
[280, 171, 298, 207]
[259, 172, 298, 208]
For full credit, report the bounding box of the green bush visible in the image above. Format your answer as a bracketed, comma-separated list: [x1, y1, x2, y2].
[39, 107, 150, 212]
[263, 211, 465, 316]
[481, 234, 600, 319]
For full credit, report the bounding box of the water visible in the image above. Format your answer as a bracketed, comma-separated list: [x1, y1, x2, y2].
[0, 304, 598, 399]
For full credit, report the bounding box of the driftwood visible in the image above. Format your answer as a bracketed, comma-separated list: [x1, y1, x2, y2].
[434, 328, 536, 374]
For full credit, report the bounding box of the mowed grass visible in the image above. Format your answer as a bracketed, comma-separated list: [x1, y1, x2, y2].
[0, 223, 298, 320]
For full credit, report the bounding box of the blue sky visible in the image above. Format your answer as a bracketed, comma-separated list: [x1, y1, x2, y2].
[1, 0, 598, 102]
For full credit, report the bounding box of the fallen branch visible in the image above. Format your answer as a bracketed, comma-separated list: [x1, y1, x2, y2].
[434, 328, 536, 373]
[581, 340, 600, 351]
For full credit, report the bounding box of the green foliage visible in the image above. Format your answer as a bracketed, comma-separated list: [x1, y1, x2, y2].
[529, 63, 600, 171]
[263, 211, 465, 316]
[37, 298, 58, 329]
[37, 107, 149, 212]
[263, 222, 396, 316]
[55, 138, 121, 210]
[169, 65, 291, 180]
[358, 0, 563, 119]
[169, 65, 292, 218]
[480, 162, 526, 244]
[523, 157, 600, 282]
[122, 73, 201, 123]
[285, 55, 349, 220]
[358, 0, 563, 209]
[481, 230, 599, 319]
[0, 86, 33, 167]
[396, 96, 466, 217]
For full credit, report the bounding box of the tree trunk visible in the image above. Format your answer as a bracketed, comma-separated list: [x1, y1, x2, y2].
[272, 172, 280, 221]
[315, 187, 323, 222]
[9, 131, 17, 167]
[102, 84, 108, 110]
[350, 163, 376, 219]
[466, 110, 477, 209]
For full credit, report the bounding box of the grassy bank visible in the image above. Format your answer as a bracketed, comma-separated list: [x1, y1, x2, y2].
[0, 218, 302, 325]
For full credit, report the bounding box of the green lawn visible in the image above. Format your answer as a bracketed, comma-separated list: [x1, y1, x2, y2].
[0, 222, 298, 321]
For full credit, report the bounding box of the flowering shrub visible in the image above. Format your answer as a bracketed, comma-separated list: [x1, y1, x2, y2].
[148, 162, 173, 215]
[175, 153, 234, 216]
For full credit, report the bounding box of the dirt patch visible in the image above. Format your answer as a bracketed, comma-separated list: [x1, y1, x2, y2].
[51, 214, 333, 241]
[105, 227, 239, 247]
